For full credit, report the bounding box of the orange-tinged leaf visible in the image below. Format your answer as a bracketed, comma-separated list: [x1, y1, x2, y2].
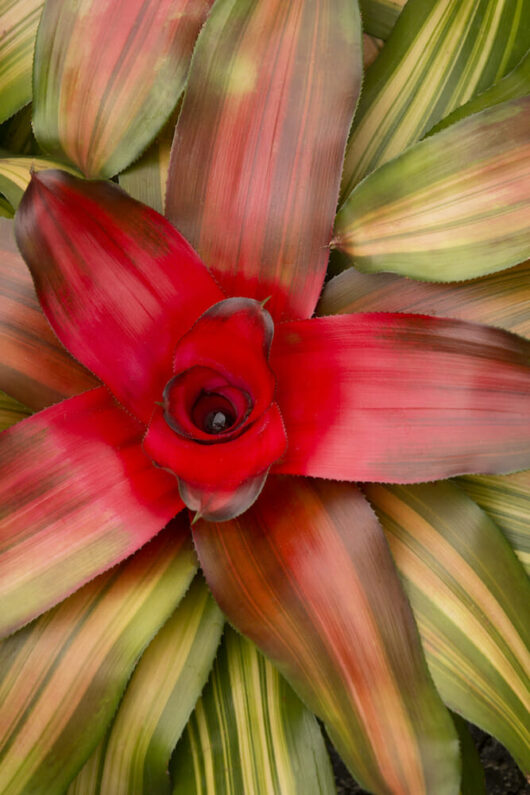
[318, 261, 530, 340]
[193, 477, 460, 794]
[365, 482, 530, 773]
[166, 0, 362, 321]
[0, 217, 97, 409]
[33, 0, 214, 178]
[0, 521, 197, 795]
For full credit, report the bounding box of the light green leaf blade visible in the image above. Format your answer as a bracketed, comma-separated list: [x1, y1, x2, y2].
[458, 472, 530, 575]
[95, 576, 224, 795]
[0, 0, 44, 123]
[67, 742, 107, 795]
[334, 97, 530, 282]
[0, 155, 80, 208]
[365, 482, 530, 774]
[359, 0, 405, 39]
[172, 628, 336, 795]
[342, 0, 528, 197]
[0, 520, 197, 795]
[0, 389, 30, 429]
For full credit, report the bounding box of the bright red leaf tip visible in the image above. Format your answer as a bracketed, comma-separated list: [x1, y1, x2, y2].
[145, 297, 286, 521]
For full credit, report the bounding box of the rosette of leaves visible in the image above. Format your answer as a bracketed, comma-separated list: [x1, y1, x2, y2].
[0, 0, 528, 793]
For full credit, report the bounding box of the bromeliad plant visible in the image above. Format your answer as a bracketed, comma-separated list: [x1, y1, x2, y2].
[0, 0, 529, 793]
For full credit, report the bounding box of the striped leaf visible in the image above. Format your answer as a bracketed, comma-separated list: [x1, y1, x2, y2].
[334, 97, 530, 282]
[172, 628, 335, 795]
[166, 0, 362, 321]
[358, 0, 405, 39]
[33, 0, 213, 178]
[0, 522, 198, 795]
[427, 48, 530, 136]
[193, 477, 460, 794]
[458, 472, 530, 575]
[0, 217, 97, 409]
[364, 482, 530, 773]
[342, 0, 529, 197]
[318, 261, 530, 340]
[0, 389, 29, 430]
[0, 0, 44, 123]
[94, 576, 224, 795]
[0, 156, 81, 207]
[67, 742, 107, 795]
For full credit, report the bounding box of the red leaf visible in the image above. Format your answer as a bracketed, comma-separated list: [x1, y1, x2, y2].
[0, 387, 183, 637]
[15, 171, 224, 423]
[271, 313, 530, 481]
[166, 0, 362, 321]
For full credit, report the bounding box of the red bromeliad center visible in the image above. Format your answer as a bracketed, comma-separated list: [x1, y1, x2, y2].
[143, 297, 287, 521]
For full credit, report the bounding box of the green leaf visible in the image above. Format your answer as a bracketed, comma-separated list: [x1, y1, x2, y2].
[452, 714, 486, 795]
[80, 576, 224, 795]
[193, 478, 460, 794]
[33, 0, 214, 178]
[0, 0, 44, 123]
[0, 389, 30, 430]
[318, 261, 530, 340]
[0, 156, 81, 208]
[0, 104, 38, 155]
[0, 196, 13, 217]
[342, 0, 529, 196]
[458, 472, 530, 575]
[359, 0, 405, 39]
[172, 628, 336, 795]
[0, 523, 198, 795]
[365, 482, 530, 774]
[334, 97, 530, 282]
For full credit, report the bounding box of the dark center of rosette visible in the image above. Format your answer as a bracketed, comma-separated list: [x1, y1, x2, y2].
[192, 392, 237, 434]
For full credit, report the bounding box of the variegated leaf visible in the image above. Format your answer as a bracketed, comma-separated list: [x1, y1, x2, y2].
[172, 628, 336, 795]
[0, 0, 44, 123]
[358, 0, 405, 39]
[365, 482, 530, 774]
[342, 0, 528, 196]
[0, 156, 81, 207]
[0, 522, 197, 795]
[334, 97, 530, 282]
[33, 0, 214, 178]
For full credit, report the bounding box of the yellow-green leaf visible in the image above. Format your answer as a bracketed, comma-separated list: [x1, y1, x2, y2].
[0, 155, 80, 208]
[334, 97, 530, 282]
[342, 0, 528, 197]
[359, 0, 405, 39]
[0, 389, 29, 430]
[172, 628, 336, 795]
[458, 472, 530, 575]
[0, 0, 44, 123]
[365, 482, 530, 774]
[0, 521, 197, 795]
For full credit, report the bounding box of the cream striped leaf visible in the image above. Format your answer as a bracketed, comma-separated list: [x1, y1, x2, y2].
[0, 521, 198, 795]
[67, 742, 107, 795]
[0, 156, 81, 208]
[359, 0, 405, 39]
[365, 482, 530, 774]
[458, 473, 530, 576]
[0, 389, 29, 430]
[334, 97, 530, 282]
[93, 576, 223, 795]
[342, 0, 528, 197]
[172, 628, 335, 795]
[0, 0, 44, 123]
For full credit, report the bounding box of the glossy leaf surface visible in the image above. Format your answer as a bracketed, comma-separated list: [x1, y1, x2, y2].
[271, 313, 530, 483]
[0, 389, 29, 430]
[318, 261, 530, 340]
[15, 170, 224, 424]
[0, 0, 43, 122]
[173, 627, 335, 795]
[96, 577, 223, 795]
[334, 97, 530, 282]
[193, 477, 459, 794]
[458, 472, 530, 575]
[166, 0, 362, 321]
[33, 0, 213, 177]
[0, 387, 184, 637]
[0, 217, 97, 409]
[0, 523, 197, 795]
[365, 482, 530, 773]
[342, 0, 528, 196]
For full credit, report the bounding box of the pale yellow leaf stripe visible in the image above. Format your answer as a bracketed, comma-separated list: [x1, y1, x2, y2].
[342, 0, 526, 195]
[0, 156, 81, 208]
[0, 0, 44, 122]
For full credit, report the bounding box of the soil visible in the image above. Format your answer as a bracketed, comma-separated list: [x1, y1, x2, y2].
[328, 724, 530, 794]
